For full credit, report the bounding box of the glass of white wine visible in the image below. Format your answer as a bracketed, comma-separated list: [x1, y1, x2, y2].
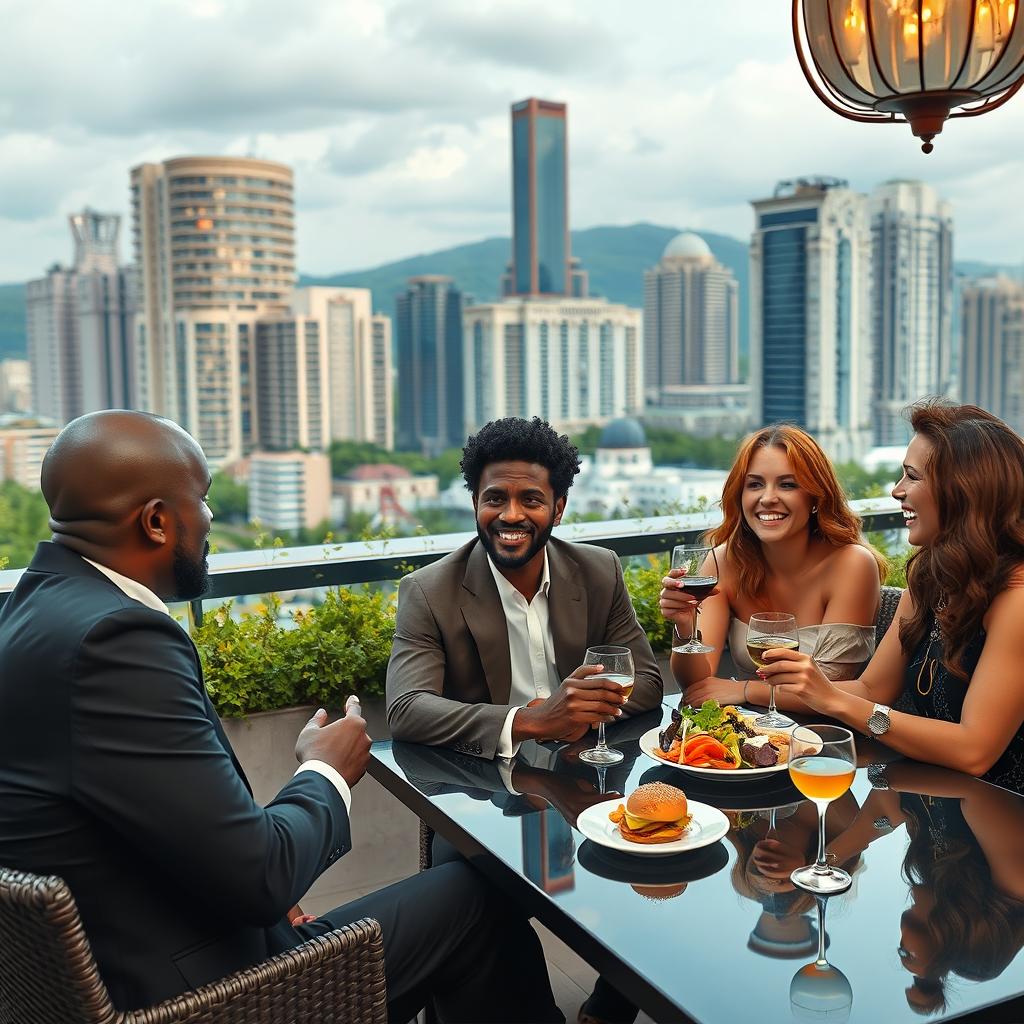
[746, 611, 799, 729]
[578, 645, 633, 766]
[788, 725, 857, 894]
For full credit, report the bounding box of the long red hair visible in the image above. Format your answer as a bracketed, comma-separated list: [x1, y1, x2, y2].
[900, 401, 1024, 680]
[707, 424, 886, 600]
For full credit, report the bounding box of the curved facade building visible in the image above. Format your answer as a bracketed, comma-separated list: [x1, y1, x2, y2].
[130, 156, 294, 464]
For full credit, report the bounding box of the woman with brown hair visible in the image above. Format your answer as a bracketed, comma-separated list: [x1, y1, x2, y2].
[661, 424, 886, 707]
[764, 401, 1024, 792]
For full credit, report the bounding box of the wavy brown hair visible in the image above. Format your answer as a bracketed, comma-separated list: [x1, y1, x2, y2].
[899, 401, 1024, 680]
[706, 424, 886, 601]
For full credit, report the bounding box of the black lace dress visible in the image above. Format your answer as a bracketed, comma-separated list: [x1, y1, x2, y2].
[896, 614, 1024, 794]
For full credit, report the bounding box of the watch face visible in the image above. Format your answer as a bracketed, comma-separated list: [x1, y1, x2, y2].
[868, 711, 888, 735]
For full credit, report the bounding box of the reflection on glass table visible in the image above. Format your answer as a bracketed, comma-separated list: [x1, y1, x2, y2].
[790, 892, 853, 1023]
[522, 808, 575, 895]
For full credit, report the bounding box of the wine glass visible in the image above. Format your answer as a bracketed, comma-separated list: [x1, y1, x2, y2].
[789, 893, 854, 1023]
[669, 545, 719, 655]
[578, 645, 633, 766]
[788, 725, 857, 894]
[746, 611, 798, 729]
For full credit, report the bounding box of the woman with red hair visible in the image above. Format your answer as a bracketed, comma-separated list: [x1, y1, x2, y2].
[764, 402, 1024, 791]
[661, 423, 886, 708]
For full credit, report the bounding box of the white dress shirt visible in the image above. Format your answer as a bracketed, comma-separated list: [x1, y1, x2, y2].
[486, 551, 562, 759]
[82, 556, 351, 813]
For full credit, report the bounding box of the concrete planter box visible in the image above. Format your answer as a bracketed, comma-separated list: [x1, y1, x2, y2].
[220, 696, 420, 914]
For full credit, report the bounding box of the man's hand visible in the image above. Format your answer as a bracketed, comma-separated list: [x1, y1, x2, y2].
[513, 664, 626, 744]
[294, 698, 371, 788]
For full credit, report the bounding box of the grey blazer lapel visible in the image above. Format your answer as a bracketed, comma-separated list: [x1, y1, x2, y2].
[461, 543, 513, 705]
[547, 542, 588, 681]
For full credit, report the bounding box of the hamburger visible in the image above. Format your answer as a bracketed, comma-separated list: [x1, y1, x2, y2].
[608, 782, 691, 844]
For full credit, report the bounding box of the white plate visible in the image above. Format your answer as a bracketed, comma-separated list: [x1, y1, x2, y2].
[639, 726, 792, 782]
[576, 797, 729, 856]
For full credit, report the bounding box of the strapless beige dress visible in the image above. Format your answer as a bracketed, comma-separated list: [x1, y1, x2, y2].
[727, 618, 875, 681]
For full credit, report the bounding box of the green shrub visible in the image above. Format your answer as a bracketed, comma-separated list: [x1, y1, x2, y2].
[195, 587, 396, 718]
[623, 554, 673, 653]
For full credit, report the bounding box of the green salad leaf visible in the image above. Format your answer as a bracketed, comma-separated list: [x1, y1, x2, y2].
[679, 699, 727, 733]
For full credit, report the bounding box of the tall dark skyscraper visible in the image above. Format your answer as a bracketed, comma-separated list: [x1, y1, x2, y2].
[502, 98, 587, 299]
[395, 275, 466, 455]
[749, 177, 872, 463]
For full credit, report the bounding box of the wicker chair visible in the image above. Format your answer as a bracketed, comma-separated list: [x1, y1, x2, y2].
[875, 584, 904, 647]
[0, 867, 387, 1024]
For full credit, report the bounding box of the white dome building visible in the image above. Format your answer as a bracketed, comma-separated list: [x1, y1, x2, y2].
[661, 231, 714, 263]
[573, 418, 728, 518]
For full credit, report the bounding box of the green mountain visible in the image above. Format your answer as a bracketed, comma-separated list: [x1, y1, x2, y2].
[302, 222, 752, 351]
[1, 231, 1020, 364]
[0, 283, 26, 361]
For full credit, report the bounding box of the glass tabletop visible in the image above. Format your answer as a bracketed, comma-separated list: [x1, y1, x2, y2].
[370, 705, 1024, 1024]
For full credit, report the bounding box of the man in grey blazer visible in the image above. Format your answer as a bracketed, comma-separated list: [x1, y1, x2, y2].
[386, 416, 662, 760]
[386, 417, 662, 1024]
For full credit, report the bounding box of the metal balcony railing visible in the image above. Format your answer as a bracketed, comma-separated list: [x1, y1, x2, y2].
[0, 498, 907, 621]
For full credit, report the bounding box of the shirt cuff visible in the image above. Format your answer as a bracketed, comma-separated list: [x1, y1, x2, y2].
[498, 706, 524, 760]
[295, 760, 352, 816]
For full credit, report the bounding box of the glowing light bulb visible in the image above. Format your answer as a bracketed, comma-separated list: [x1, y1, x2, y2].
[840, 2, 866, 64]
[977, 0, 996, 50]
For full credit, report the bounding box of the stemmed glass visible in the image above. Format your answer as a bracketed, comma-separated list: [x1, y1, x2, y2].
[746, 611, 799, 729]
[789, 893, 853, 1022]
[788, 725, 857, 894]
[669, 545, 719, 655]
[578, 645, 633, 766]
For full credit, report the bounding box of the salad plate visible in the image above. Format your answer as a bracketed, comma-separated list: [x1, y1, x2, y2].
[576, 797, 729, 856]
[639, 727, 791, 781]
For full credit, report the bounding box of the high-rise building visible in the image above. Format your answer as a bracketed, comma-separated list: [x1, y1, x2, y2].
[130, 156, 294, 464]
[248, 450, 331, 533]
[253, 315, 329, 453]
[869, 180, 954, 445]
[25, 209, 137, 425]
[501, 98, 587, 299]
[643, 232, 740, 399]
[291, 287, 393, 450]
[463, 297, 643, 434]
[0, 360, 31, 415]
[749, 177, 872, 462]
[396, 276, 466, 454]
[0, 421, 61, 491]
[960, 277, 1024, 435]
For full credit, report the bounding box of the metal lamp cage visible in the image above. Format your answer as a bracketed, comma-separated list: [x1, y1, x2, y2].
[793, 0, 1024, 150]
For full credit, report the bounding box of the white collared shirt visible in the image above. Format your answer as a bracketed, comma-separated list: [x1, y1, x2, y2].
[82, 556, 351, 814]
[486, 551, 562, 759]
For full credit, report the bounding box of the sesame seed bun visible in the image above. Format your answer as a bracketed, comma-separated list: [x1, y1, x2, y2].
[625, 782, 688, 823]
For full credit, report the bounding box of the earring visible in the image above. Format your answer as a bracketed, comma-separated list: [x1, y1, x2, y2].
[812, 506, 818, 513]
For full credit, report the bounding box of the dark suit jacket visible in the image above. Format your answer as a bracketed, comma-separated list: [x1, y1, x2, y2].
[0, 543, 349, 1012]
[386, 536, 662, 759]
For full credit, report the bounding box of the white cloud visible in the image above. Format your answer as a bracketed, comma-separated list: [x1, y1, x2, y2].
[1, 0, 1023, 282]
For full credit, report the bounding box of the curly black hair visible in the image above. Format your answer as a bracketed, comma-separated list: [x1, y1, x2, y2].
[461, 417, 581, 498]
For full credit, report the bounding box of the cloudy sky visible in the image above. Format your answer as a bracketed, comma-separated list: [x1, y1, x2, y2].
[1, 0, 1023, 283]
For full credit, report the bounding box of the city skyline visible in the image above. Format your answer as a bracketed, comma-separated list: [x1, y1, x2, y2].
[4, 1, 1024, 286]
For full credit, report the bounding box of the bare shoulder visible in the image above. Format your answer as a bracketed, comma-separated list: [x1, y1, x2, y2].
[983, 583, 1024, 637]
[821, 542, 881, 589]
[708, 542, 739, 590]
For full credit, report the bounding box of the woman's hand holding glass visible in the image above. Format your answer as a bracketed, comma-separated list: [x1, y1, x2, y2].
[755, 648, 840, 717]
[661, 546, 720, 655]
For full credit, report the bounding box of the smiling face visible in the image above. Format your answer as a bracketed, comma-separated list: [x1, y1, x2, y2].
[473, 460, 565, 571]
[741, 445, 815, 545]
[892, 434, 940, 547]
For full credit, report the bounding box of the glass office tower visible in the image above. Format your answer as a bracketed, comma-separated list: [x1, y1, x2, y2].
[508, 99, 575, 297]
